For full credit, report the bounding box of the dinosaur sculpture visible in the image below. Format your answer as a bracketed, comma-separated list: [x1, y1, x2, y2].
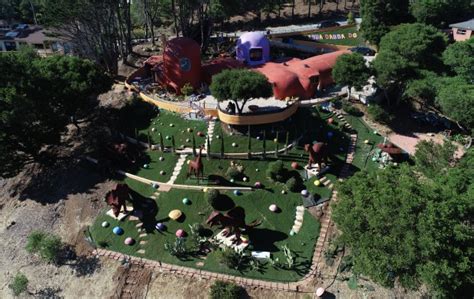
[206, 206, 261, 244]
[105, 141, 142, 166]
[304, 142, 328, 170]
[105, 183, 130, 217]
[187, 146, 204, 182]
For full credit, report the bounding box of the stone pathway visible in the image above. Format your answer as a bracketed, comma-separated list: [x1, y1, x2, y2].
[167, 154, 188, 185]
[291, 206, 305, 233]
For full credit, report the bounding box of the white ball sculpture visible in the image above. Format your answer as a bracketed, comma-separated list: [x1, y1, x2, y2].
[159, 156, 164, 161]
[151, 127, 156, 132]
[242, 177, 248, 182]
[232, 142, 237, 147]
[269, 204, 278, 212]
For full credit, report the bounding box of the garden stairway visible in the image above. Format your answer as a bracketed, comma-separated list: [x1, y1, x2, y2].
[205, 120, 216, 154]
[167, 154, 188, 185]
[291, 206, 305, 234]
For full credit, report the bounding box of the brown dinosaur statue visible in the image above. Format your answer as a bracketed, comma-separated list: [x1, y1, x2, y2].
[187, 146, 204, 182]
[105, 183, 130, 217]
[206, 206, 261, 244]
[304, 142, 328, 170]
[105, 141, 142, 166]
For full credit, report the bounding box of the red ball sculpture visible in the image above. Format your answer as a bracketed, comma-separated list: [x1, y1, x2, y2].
[291, 162, 299, 169]
[327, 118, 334, 124]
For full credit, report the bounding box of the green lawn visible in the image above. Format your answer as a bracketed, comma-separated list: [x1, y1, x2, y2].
[118, 99, 208, 148]
[91, 184, 320, 281]
[308, 26, 364, 46]
[130, 151, 179, 183]
[344, 114, 384, 172]
[89, 104, 363, 282]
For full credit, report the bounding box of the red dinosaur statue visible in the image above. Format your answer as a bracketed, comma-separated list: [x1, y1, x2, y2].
[206, 206, 261, 244]
[105, 183, 130, 217]
[187, 146, 204, 182]
[304, 142, 328, 170]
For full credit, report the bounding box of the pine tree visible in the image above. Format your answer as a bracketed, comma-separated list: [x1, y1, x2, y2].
[247, 125, 252, 159]
[159, 133, 165, 152]
[192, 134, 197, 156]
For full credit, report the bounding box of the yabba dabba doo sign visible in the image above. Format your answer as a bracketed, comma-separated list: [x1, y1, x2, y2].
[309, 32, 358, 41]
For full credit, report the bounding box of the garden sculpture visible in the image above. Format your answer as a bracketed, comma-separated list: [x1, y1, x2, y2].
[304, 142, 328, 170]
[187, 146, 204, 182]
[105, 183, 130, 217]
[206, 206, 261, 244]
[105, 140, 142, 166]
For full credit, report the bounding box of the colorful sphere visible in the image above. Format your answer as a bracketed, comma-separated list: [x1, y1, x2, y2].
[166, 135, 171, 140]
[169, 123, 174, 127]
[373, 130, 378, 135]
[364, 139, 370, 144]
[230, 178, 235, 183]
[187, 128, 193, 132]
[216, 135, 220, 139]
[151, 127, 156, 132]
[291, 162, 299, 169]
[256, 136, 261, 140]
[176, 229, 186, 238]
[159, 156, 165, 161]
[281, 190, 287, 194]
[254, 181, 262, 188]
[101, 221, 109, 228]
[203, 187, 208, 193]
[124, 237, 135, 245]
[186, 138, 191, 143]
[182, 198, 191, 205]
[255, 168, 259, 172]
[243, 177, 248, 182]
[301, 189, 309, 197]
[233, 190, 241, 196]
[289, 230, 296, 236]
[143, 164, 149, 169]
[197, 131, 204, 137]
[327, 118, 334, 124]
[168, 209, 183, 220]
[152, 182, 159, 189]
[273, 138, 278, 143]
[155, 222, 166, 231]
[160, 170, 166, 175]
[112, 226, 124, 235]
[314, 180, 321, 186]
[269, 204, 278, 212]
[327, 132, 334, 138]
[232, 142, 237, 147]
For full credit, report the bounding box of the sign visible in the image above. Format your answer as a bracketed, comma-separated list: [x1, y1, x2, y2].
[309, 32, 358, 41]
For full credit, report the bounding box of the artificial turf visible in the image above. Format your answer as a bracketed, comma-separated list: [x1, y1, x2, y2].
[129, 151, 179, 183]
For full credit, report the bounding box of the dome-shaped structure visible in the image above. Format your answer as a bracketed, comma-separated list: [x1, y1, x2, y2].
[163, 37, 202, 93]
[236, 32, 270, 66]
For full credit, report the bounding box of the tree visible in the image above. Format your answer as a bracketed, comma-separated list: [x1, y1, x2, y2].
[360, 0, 411, 46]
[333, 159, 473, 296]
[436, 77, 474, 130]
[373, 23, 447, 105]
[414, 140, 456, 179]
[410, 0, 473, 28]
[443, 38, 474, 81]
[41, 0, 133, 74]
[210, 69, 273, 115]
[404, 70, 440, 109]
[0, 49, 111, 177]
[332, 53, 371, 100]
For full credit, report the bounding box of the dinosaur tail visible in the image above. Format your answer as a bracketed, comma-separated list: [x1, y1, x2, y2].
[247, 219, 262, 228]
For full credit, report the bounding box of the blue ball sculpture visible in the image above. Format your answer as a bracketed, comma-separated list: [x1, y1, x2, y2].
[233, 190, 241, 196]
[155, 222, 166, 231]
[327, 131, 334, 138]
[113, 226, 124, 235]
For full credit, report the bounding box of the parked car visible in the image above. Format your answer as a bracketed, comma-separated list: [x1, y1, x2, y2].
[349, 46, 376, 56]
[318, 21, 340, 28]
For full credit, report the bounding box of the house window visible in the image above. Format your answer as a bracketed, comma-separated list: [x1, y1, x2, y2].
[249, 48, 263, 61]
[4, 41, 16, 51]
[457, 29, 466, 35]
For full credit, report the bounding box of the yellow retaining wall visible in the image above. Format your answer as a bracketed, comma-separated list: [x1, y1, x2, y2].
[217, 102, 299, 125]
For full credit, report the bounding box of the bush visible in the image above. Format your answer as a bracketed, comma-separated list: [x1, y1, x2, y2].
[226, 167, 241, 180]
[26, 231, 62, 263]
[342, 102, 363, 116]
[217, 248, 245, 270]
[266, 160, 286, 182]
[209, 280, 242, 299]
[367, 104, 393, 124]
[207, 189, 220, 208]
[286, 177, 298, 192]
[9, 273, 28, 296]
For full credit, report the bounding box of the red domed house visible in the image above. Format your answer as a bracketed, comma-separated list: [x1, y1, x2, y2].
[143, 34, 347, 100]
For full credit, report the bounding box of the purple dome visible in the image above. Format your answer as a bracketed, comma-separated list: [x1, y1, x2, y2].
[236, 32, 270, 66]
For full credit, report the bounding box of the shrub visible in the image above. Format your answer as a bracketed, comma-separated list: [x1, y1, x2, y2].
[342, 102, 363, 116]
[164, 237, 188, 259]
[226, 167, 241, 180]
[26, 231, 62, 263]
[217, 248, 245, 270]
[367, 104, 393, 124]
[97, 241, 109, 248]
[180, 83, 194, 97]
[206, 189, 220, 207]
[209, 280, 242, 299]
[286, 177, 298, 192]
[266, 160, 286, 182]
[9, 273, 28, 296]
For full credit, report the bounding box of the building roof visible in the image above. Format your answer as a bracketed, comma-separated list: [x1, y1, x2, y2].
[450, 19, 474, 30]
